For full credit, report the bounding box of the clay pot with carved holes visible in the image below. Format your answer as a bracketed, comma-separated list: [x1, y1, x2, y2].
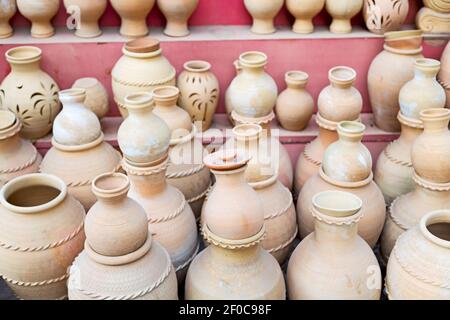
[363, 0, 409, 34]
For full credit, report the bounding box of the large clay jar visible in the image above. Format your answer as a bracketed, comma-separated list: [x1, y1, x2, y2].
[112, 38, 176, 117]
[0, 0, 16, 38]
[185, 150, 286, 300]
[16, 0, 59, 38]
[110, 0, 155, 37]
[68, 173, 178, 300]
[439, 41, 449, 107]
[288, 191, 382, 300]
[0, 174, 85, 300]
[386, 210, 450, 299]
[40, 89, 121, 210]
[243, 0, 284, 34]
[0, 110, 41, 187]
[64, 0, 107, 38]
[326, 0, 363, 33]
[363, 0, 409, 34]
[72, 78, 109, 119]
[368, 30, 424, 132]
[177, 60, 219, 131]
[298, 122, 386, 248]
[275, 71, 314, 131]
[0, 46, 60, 140]
[157, 0, 198, 37]
[286, 0, 325, 34]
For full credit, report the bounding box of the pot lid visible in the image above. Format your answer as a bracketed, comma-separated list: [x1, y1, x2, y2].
[204, 149, 250, 171]
[125, 38, 160, 54]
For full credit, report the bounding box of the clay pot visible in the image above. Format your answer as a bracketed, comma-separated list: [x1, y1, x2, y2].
[288, 190, 382, 300]
[0, 173, 85, 300]
[0, 0, 16, 38]
[157, 0, 198, 37]
[386, 210, 450, 299]
[325, 0, 363, 33]
[110, 0, 155, 37]
[439, 41, 449, 107]
[68, 173, 178, 300]
[112, 38, 176, 117]
[0, 46, 60, 140]
[368, 30, 424, 132]
[286, 0, 325, 34]
[363, 0, 409, 34]
[416, 6, 450, 34]
[63, 0, 107, 38]
[243, 0, 284, 34]
[185, 150, 286, 300]
[72, 78, 109, 119]
[177, 60, 219, 131]
[0, 110, 42, 187]
[16, 0, 59, 38]
[276, 71, 314, 131]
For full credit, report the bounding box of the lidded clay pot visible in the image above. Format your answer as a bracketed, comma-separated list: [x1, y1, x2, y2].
[68, 173, 178, 300]
[157, 0, 199, 37]
[63, 0, 107, 38]
[288, 191, 382, 300]
[112, 38, 176, 117]
[325, 0, 363, 33]
[0, 0, 16, 39]
[363, 0, 409, 34]
[438, 41, 449, 107]
[243, 0, 284, 34]
[72, 78, 109, 119]
[110, 0, 155, 37]
[0, 110, 42, 187]
[368, 30, 424, 132]
[185, 149, 286, 300]
[386, 210, 450, 299]
[275, 71, 314, 131]
[16, 0, 59, 38]
[0, 173, 85, 300]
[0, 46, 61, 140]
[286, 0, 325, 34]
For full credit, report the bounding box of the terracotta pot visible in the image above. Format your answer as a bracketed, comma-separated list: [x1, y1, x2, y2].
[0, 110, 41, 187]
[439, 41, 450, 108]
[275, 71, 314, 131]
[0, 0, 16, 38]
[16, 0, 59, 38]
[72, 78, 109, 119]
[368, 30, 424, 132]
[286, 0, 325, 34]
[386, 210, 450, 299]
[157, 0, 198, 37]
[424, 0, 450, 12]
[177, 60, 219, 131]
[243, 0, 284, 34]
[326, 0, 363, 33]
[0, 173, 85, 300]
[185, 150, 286, 300]
[64, 0, 107, 38]
[0, 46, 61, 140]
[363, 0, 409, 34]
[68, 173, 178, 300]
[416, 7, 450, 34]
[288, 190, 381, 299]
[112, 38, 176, 117]
[110, 0, 155, 37]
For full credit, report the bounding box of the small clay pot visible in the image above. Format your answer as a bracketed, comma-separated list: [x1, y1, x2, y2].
[63, 0, 107, 38]
[157, 0, 199, 37]
[286, 0, 325, 34]
[16, 0, 59, 38]
[110, 0, 156, 37]
[72, 78, 109, 119]
[326, 0, 363, 33]
[0, 0, 16, 38]
[363, 0, 409, 34]
[244, 0, 284, 34]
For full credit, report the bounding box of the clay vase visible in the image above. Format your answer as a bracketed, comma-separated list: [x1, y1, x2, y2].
[63, 0, 107, 38]
[439, 41, 449, 107]
[368, 30, 424, 132]
[0, 46, 61, 140]
[16, 0, 59, 38]
[286, 0, 325, 34]
[185, 150, 286, 300]
[0, 110, 41, 187]
[152, 86, 211, 221]
[386, 210, 450, 299]
[112, 38, 176, 117]
[0, 173, 85, 300]
[0, 0, 16, 38]
[157, 0, 198, 37]
[243, 0, 284, 34]
[326, 0, 363, 33]
[288, 191, 382, 299]
[68, 173, 178, 300]
[110, 0, 155, 37]
[177, 60, 219, 131]
[363, 0, 409, 34]
[275, 71, 314, 131]
[298, 121, 386, 248]
[72, 78, 109, 119]
[416, 6, 450, 34]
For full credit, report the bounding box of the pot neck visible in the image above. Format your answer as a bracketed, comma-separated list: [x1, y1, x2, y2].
[92, 173, 131, 205]
[314, 218, 359, 247]
[384, 30, 423, 55]
[414, 59, 440, 79]
[329, 67, 356, 89]
[122, 157, 168, 197]
[209, 244, 260, 262]
[285, 71, 308, 90]
[422, 114, 450, 133]
[336, 121, 364, 143]
[213, 167, 247, 189]
[9, 60, 40, 72]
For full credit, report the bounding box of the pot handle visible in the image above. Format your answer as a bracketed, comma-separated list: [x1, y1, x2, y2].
[233, 60, 242, 75]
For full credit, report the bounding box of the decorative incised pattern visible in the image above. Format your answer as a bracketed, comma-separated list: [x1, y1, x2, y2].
[0, 149, 38, 174]
[202, 225, 266, 250]
[187, 183, 212, 204]
[424, 0, 450, 13]
[66, 163, 122, 188]
[180, 73, 218, 122]
[166, 163, 206, 179]
[417, 8, 450, 33]
[311, 209, 363, 226]
[388, 197, 409, 231]
[365, 0, 406, 31]
[302, 143, 322, 167]
[267, 226, 298, 254]
[112, 70, 176, 88]
[174, 242, 200, 272]
[1, 273, 69, 287]
[383, 143, 413, 167]
[147, 198, 186, 224]
[264, 189, 293, 220]
[439, 79, 449, 90]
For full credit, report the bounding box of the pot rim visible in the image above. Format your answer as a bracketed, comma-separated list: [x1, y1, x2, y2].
[232, 123, 263, 142]
[420, 108, 450, 122]
[415, 58, 441, 69]
[329, 66, 356, 86]
[92, 172, 130, 200]
[52, 132, 104, 151]
[59, 88, 86, 104]
[72, 77, 100, 89]
[384, 29, 423, 40]
[312, 190, 363, 218]
[337, 121, 365, 137]
[123, 38, 161, 58]
[204, 149, 250, 172]
[124, 92, 154, 110]
[5, 46, 42, 64]
[420, 210, 450, 249]
[239, 51, 268, 68]
[183, 60, 211, 73]
[285, 70, 309, 85]
[152, 85, 179, 103]
[0, 110, 20, 138]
